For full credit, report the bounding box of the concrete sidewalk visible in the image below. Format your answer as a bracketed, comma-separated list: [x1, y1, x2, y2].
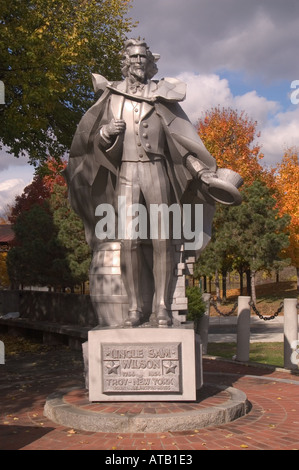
[208, 315, 291, 343]
[1, 342, 299, 450]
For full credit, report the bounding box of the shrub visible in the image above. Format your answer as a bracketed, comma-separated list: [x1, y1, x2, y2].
[186, 286, 206, 321]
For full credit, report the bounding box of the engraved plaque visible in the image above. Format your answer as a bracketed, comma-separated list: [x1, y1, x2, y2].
[102, 343, 182, 393]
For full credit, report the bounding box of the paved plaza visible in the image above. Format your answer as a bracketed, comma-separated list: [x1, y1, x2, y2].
[1, 343, 299, 451]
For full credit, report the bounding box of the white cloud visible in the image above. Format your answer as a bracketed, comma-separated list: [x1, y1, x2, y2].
[234, 92, 279, 128]
[0, 147, 34, 216]
[0, 179, 24, 192]
[176, 73, 234, 123]
[178, 72, 279, 124]
[176, 72, 299, 166]
[0, 178, 28, 217]
[261, 107, 299, 164]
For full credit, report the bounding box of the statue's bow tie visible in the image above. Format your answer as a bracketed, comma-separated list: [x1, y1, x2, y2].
[129, 83, 145, 94]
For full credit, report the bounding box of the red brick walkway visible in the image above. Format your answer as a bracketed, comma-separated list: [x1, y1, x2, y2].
[1, 345, 299, 451]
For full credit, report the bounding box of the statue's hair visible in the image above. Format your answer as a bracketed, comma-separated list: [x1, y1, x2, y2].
[121, 38, 159, 79]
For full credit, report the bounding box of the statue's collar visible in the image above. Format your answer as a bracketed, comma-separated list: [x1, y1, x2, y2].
[92, 74, 186, 103]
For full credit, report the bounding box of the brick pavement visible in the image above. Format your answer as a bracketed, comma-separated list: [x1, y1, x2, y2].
[1, 344, 299, 451]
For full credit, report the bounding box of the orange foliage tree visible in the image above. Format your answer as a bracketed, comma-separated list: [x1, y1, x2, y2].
[197, 106, 272, 186]
[274, 148, 299, 291]
[42, 157, 67, 192]
[0, 252, 10, 288]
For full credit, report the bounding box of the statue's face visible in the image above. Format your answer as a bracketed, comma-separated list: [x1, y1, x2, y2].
[128, 46, 149, 83]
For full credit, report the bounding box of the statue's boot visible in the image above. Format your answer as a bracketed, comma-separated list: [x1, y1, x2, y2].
[124, 310, 142, 327]
[156, 307, 172, 327]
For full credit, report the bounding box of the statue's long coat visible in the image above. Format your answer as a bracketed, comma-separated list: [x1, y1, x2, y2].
[64, 77, 216, 252]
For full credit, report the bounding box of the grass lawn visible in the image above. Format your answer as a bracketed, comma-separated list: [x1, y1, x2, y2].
[207, 342, 284, 368]
[209, 280, 298, 317]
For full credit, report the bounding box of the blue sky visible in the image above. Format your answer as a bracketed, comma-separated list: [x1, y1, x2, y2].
[1, 0, 299, 217]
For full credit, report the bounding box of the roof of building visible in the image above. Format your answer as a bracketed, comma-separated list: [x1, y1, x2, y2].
[0, 224, 15, 243]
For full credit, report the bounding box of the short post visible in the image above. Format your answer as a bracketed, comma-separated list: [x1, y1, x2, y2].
[284, 298, 298, 370]
[198, 293, 211, 354]
[236, 296, 251, 362]
[0, 340, 4, 365]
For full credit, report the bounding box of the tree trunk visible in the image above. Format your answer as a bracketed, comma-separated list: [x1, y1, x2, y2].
[239, 268, 243, 295]
[251, 270, 256, 304]
[297, 267, 299, 293]
[203, 275, 207, 292]
[222, 270, 227, 302]
[215, 269, 221, 303]
[246, 269, 251, 296]
[209, 276, 212, 293]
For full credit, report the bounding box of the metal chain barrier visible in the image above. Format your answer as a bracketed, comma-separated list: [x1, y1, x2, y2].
[210, 299, 238, 317]
[210, 297, 297, 320]
[249, 300, 284, 321]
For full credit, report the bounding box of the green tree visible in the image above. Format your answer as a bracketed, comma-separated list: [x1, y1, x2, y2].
[195, 205, 236, 301]
[196, 182, 290, 303]
[7, 202, 73, 289]
[50, 184, 90, 291]
[240, 182, 290, 303]
[0, 0, 135, 164]
[7, 159, 90, 290]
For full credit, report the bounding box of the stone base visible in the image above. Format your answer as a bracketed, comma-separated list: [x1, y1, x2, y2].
[43, 384, 250, 433]
[85, 326, 202, 402]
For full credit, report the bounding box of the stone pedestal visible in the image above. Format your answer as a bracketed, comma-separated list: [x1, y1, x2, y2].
[85, 325, 202, 402]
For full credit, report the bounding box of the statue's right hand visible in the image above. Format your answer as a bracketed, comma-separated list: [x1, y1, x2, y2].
[103, 119, 126, 137]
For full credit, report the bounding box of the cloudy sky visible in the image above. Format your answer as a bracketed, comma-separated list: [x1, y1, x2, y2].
[1, 0, 299, 217]
[129, 0, 299, 158]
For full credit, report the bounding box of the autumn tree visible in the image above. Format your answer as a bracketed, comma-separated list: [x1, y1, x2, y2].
[0, 252, 10, 288]
[41, 157, 67, 192]
[195, 106, 283, 300]
[0, 0, 135, 165]
[274, 148, 299, 291]
[9, 175, 50, 224]
[197, 107, 271, 186]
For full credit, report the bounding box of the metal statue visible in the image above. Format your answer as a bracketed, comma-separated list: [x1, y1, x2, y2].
[64, 39, 243, 328]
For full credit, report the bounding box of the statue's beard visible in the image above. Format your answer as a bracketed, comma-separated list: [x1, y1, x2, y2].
[129, 67, 147, 83]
